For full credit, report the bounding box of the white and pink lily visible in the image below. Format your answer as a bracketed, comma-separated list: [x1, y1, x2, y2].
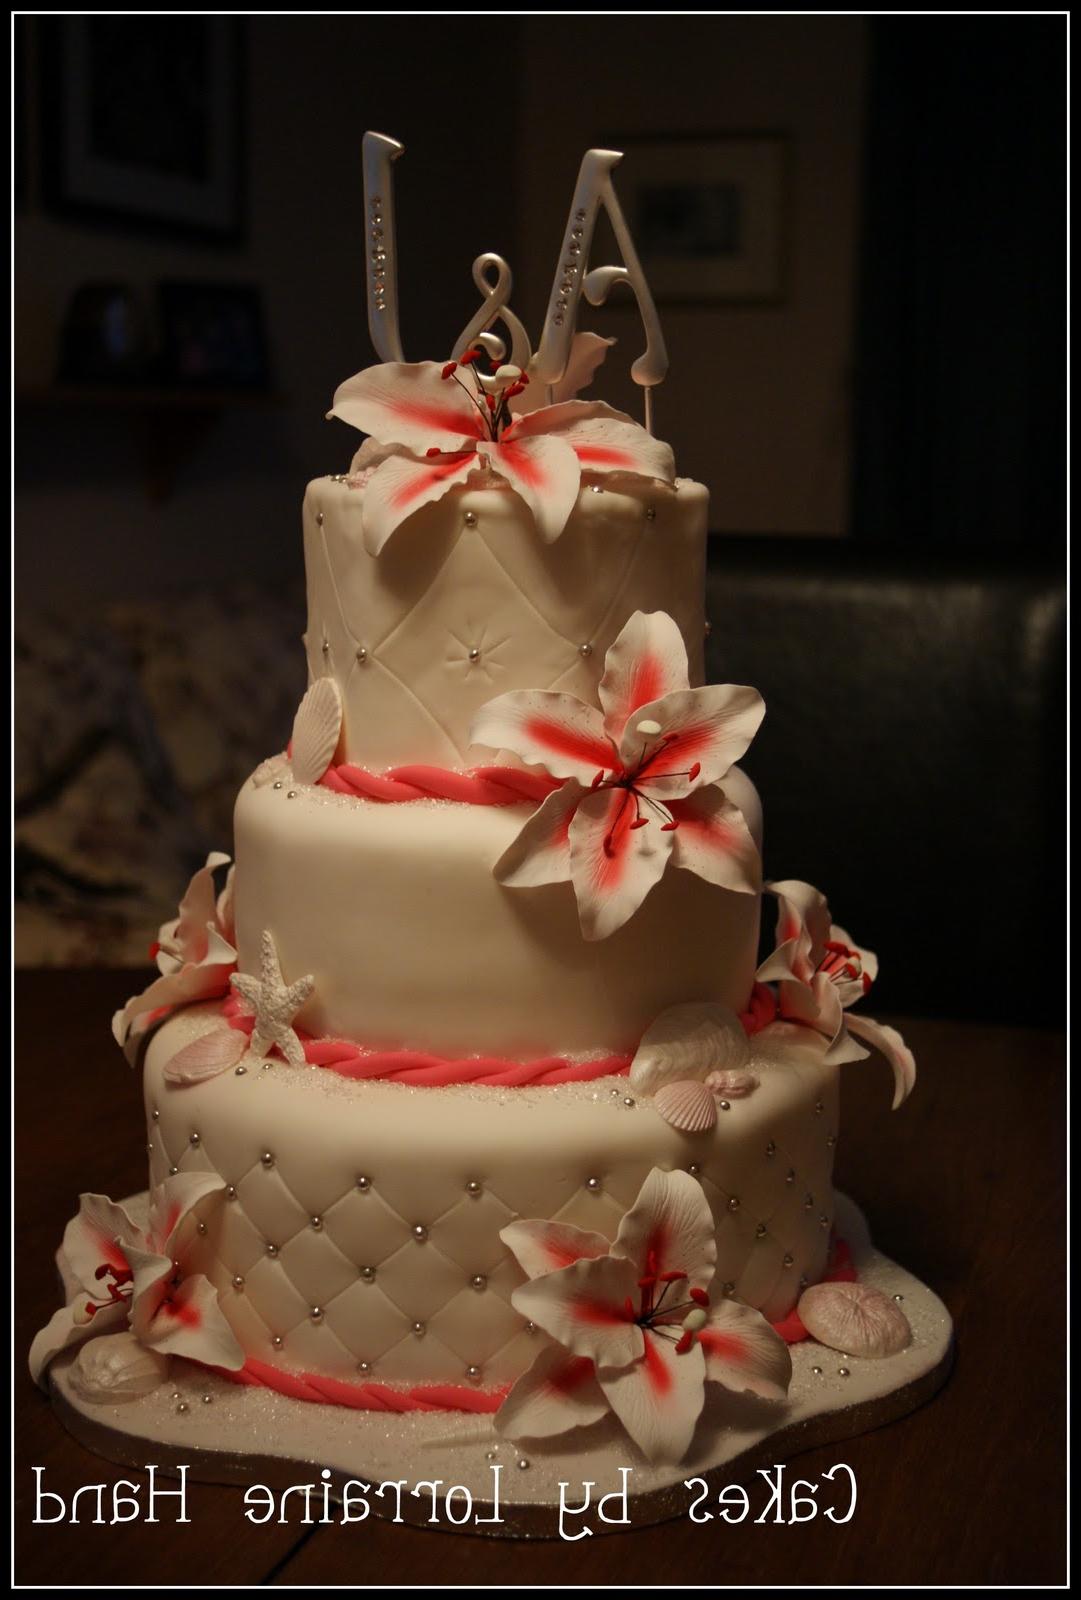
[112, 852, 237, 1048]
[756, 880, 916, 1109]
[328, 344, 674, 554]
[29, 1171, 243, 1386]
[470, 610, 764, 940]
[497, 1168, 791, 1463]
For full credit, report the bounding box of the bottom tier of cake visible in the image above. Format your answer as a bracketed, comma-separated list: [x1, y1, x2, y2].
[143, 1005, 839, 1389]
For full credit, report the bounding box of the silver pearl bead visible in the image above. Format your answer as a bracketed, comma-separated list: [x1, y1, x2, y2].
[465, 1179, 481, 1196]
[516, 1458, 530, 1470]
[151, 1109, 159, 1121]
[645, 505, 656, 520]
[820, 1215, 831, 1230]
[468, 647, 480, 662]
[310, 1307, 324, 1323]
[525, 1321, 537, 1333]
[310, 1216, 323, 1231]
[585, 1176, 601, 1191]
[755, 1222, 767, 1238]
[466, 1365, 481, 1383]
[272, 1335, 283, 1349]
[826, 1134, 837, 1148]
[727, 1195, 740, 1212]
[316, 510, 325, 526]
[266, 1242, 278, 1257]
[197, 1222, 208, 1236]
[783, 1252, 794, 1267]
[176, 1402, 189, 1414]
[804, 1195, 814, 1210]
[320, 638, 330, 656]
[201, 1394, 213, 1405]
[766, 1140, 776, 1157]
[261, 1152, 274, 1168]
[168, 1166, 178, 1177]
[719, 1099, 731, 1111]
[225, 1185, 237, 1200]
[688, 1163, 701, 1177]
[286, 790, 297, 800]
[578, 642, 593, 657]
[357, 1361, 371, 1375]
[485, 1449, 498, 1461]
[799, 1275, 809, 1290]
[815, 1100, 825, 1115]
[588, 484, 603, 494]
[356, 646, 368, 663]
[704, 619, 712, 635]
[360, 1266, 376, 1282]
[356, 1175, 371, 1191]
[722, 1282, 735, 1296]
[893, 1293, 905, 1303]
[235, 1063, 247, 1076]
[411, 1321, 425, 1337]
[786, 1169, 796, 1184]
[272, 780, 283, 791]
[838, 1367, 850, 1378]
[812, 1365, 823, 1375]
[470, 1274, 486, 1291]
[412, 1224, 428, 1242]
[623, 1096, 635, 1108]
[146, 1143, 154, 1155]
[188, 1132, 200, 1146]
[464, 511, 477, 527]
[232, 1275, 244, 1290]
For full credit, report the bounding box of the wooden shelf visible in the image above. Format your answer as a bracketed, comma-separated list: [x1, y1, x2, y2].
[16, 385, 288, 500]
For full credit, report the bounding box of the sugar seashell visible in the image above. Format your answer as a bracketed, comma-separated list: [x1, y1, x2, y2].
[70, 1333, 171, 1404]
[630, 1002, 751, 1095]
[797, 1281, 911, 1358]
[291, 678, 343, 785]
[251, 755, 288, 788]
[164, 1027, 247, 1085]
[654, 1079, 718, 1133]
[704, 1069, 759, 1099]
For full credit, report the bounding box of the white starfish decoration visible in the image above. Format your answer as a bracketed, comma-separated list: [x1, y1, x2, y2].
[229, 930, 314, 1068]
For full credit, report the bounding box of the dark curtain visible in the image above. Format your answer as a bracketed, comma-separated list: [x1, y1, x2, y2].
[852, 19, 1065, 548]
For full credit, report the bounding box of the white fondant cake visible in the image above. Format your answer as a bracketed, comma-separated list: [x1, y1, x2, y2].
[32, 134, 920, 1479]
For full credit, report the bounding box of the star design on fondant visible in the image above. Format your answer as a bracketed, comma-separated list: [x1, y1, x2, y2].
[229, 930, 314, 1068]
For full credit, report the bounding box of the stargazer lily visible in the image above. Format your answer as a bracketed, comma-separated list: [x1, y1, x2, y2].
[756, 880, 916, 1109]
[470, 610, 765, 940]
[328, 346, 674, 554]
[112, 852, 237, 1048]
[29, 1172, 243, 1386]
[497, 1168, 791, 1463]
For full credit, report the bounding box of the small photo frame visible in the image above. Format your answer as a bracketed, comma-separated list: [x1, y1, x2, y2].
[41, 17, 243, 240]
[618, 134, 792, 306]
[158, 282, 269, 389]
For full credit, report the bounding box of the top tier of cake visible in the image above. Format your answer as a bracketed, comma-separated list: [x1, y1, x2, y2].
[301, 471, 708, 770]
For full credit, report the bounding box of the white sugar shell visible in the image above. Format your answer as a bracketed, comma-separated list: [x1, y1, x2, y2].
[291, 677, 343, 785]
[653, 1078, 718, 1133]
[164, 1027, 247, 1085]
[704, 1068, 759, 1098]
[251, 754, 289, 788]
[630, 1001, 751, 1094]
[70, 1333, 171, 1404]
[797, 1281, 911, 1358]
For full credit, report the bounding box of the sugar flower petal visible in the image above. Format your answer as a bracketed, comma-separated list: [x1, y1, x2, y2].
[698, 1298, 793, 1401]
[329, 360, 486, 452]
[510, 1254, 642, 1369]
[495, 1346, 609, 1440]
[568, 784, 675, 941]
[597, 1330, 706, 1463]
[500, 1219, 613, 1281]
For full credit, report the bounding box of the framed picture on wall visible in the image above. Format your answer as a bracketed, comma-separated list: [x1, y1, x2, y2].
[614, 133, 792, 306]
[41, 17, 244, 240]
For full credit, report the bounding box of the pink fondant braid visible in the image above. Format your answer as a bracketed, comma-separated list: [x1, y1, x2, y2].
[320, 762, 560, 806]
[221, 995, 631, 1085]
[217, 1358, 507, 1412]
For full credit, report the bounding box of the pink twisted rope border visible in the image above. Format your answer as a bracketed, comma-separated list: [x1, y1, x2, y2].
[216, 1357, 508, 1412]
[320, 761, 561, 807]
[221, 994, 632, 1086]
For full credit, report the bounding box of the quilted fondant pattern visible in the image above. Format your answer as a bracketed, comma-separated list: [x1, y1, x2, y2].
[301, 475, 708, 769]
[145, 1012, 838, 1388]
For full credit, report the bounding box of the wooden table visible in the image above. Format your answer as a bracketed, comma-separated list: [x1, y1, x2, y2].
[14, 970, 1066, 1585]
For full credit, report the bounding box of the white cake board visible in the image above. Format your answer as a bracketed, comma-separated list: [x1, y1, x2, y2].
[46, 1194, 953, 1539]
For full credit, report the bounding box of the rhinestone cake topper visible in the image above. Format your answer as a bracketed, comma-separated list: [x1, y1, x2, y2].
[361, 130, 668, 433]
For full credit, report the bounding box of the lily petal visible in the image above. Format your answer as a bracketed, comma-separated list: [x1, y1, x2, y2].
[598, 611, 691, 745]
[666, 788, 762, 895]
[61, 1192, 140, 1298]
[128, 1254, 245, 1369]
[501, 1219, 613, 1281]
[491, 782, 585, 889]
[699, 1298, 793, 1400]
[844, 1013, 917, 1109]
[29, 1301, 127, 1388]
[510, 333, 615, 415]
[359, 449, 478, 556]
[611, 1167, 717, 1289]
[171, 851, 232, 968]
[112, 957, 236, 1048]
[568, 785, 674, 941]
[597, 1329, 706, 1463]
[495, 1346, 609, 1440]
[628, 683, 765, 793]
[148, 1170, 228, 1256]
[329, 361, 486, 452]
[509, 400, 675, 482]
[510, 1254, 642, 1368]
[484, 435, 581, 543]
[758, 882, 832, 984]
[471, 692, 611, 784]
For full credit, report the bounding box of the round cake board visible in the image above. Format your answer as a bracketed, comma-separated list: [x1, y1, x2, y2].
[45, 1193, 953, 1540]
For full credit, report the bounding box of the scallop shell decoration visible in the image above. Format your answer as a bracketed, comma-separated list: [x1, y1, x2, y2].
[70, 1332, 171, 1404]
[796, 1281, 911, 1359]
[630, 1002, 751, 1096]
[251, 753, 289, 788]
[705, 1069, 759, 1099]
[291, 677, 343, 786]
[164, 1027, 247, 1085]
[654, 1079, 718, 1133]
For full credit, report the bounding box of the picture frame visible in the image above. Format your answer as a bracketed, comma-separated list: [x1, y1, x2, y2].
[40, 17, 244, 241]
[614, 133, 792, 307]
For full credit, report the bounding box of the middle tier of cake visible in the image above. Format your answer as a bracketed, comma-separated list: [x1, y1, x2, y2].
[232, 765, 763, 1059]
